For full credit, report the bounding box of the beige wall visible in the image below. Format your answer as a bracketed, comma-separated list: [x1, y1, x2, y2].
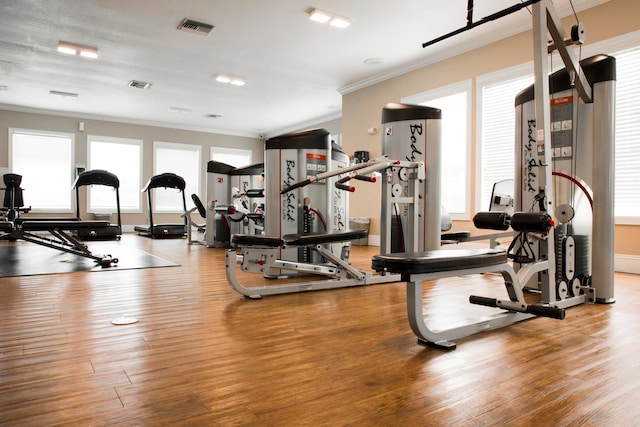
[0, 109, 263, 226]
[341, 0, 640, 256]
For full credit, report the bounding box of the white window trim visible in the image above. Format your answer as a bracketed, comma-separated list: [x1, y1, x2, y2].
[8, 127, 75, 213]
[87, 135, 143, 214]
[402, 79, 472, 220]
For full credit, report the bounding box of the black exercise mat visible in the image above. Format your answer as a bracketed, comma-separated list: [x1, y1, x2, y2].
[0, 241, 178, 277]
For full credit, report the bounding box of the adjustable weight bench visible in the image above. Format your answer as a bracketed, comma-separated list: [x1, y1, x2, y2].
[226, 229, 399, 298]
[1, 173, 118, 267]
[2, 220, 118, 266]
[372, 239, 565, 350]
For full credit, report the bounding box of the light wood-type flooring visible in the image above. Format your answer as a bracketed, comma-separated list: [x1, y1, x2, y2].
[1, 234, 639, 426]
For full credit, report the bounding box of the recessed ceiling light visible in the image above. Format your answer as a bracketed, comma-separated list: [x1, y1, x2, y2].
[330, 15, 351, 28]
[308, 8, 351, 28]
[215, 74, 245, 87]
[128, 80, 152, 89]
[309, 8, 331, 23]
[57, 41, 99, 59]
[49, 90, 79, 98]
[364, 58, 384, 65]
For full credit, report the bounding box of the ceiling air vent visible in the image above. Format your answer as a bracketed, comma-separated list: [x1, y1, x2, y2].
[178, 18, 214, 36]
[128, 80, 152, 89]
[49, 90, 78, 98]
[203, 114, 221, 119]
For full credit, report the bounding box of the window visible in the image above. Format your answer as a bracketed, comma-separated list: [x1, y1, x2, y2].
[611, 45, 640, 222]
[9, 128, 74, 212]
[211, 146, 252, 168]
[477, 32, 640, 223]
[476, 70, 533, 211]
[153, 141, 201, 211]
[403, 80, 471, 219]
[88, 135, 142, 212]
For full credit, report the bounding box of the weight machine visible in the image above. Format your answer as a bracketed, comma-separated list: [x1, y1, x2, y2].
[205, 161, 265, 248]
[372, 0, 615, 349]
[226, 154, 424, 298]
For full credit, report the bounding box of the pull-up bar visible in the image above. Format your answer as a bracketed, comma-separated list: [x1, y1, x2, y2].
[422, 0, 541, 48]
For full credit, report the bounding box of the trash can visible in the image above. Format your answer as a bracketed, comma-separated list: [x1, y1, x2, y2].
[349, 217, 370, 246]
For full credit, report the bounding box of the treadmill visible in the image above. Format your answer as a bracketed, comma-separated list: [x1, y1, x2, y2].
[134, 172, 187, 238]
[73, 169, 122, 240]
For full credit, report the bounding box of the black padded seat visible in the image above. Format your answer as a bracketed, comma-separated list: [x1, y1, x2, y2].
[0, 222, 14, 231]
[441, 231, 471, 242]
[282, 230, 368, 246]
[372, 249, 508, 276]
[21, 220, 110, 231]
[231, 234, 284, 247]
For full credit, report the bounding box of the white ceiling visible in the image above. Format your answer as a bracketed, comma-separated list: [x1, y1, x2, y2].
[0, 0, 606, 138]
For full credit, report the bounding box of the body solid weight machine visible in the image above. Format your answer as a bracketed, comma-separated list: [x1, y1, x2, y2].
[226, 154, 425, 298]
[373, 0, 614, 349]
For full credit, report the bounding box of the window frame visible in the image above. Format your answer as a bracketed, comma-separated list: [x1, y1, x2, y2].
[8, 127, 75, 213]
[475, 63, 534, 212]
[475, 29, 640, 224]
[87, 134, 143, 213]
[153, 140, 202, 212]
[210, 146, 252, 168]
[402, 79, 472, 220]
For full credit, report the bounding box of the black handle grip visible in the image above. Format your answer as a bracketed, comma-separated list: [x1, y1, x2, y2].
[527, 304, 566, 320]
[214, 205, 236, 214]
[280, 179, 311, 194]
[468, 295, 497, 307]
[245, 189, 264, 198]
[354, 174, 376, 183]
[335, 183, 355, 192]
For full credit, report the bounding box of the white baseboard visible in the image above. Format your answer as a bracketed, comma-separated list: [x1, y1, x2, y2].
[614, 254, 640, 274]
[366, 234, 640, 275]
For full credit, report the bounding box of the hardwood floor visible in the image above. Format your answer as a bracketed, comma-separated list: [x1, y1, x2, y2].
[1, 234, 639, 426]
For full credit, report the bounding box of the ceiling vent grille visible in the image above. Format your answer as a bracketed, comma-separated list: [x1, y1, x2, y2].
[128, 80, 152, 89]
[203, 114, 221, 119]
[49, 90, 78, 98]
[178, 18, 214, 35]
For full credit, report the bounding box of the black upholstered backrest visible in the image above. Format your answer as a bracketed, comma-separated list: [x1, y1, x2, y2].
[3, 173, 24, 208]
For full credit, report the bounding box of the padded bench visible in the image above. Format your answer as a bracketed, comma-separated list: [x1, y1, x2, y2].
[21, 220, 110, 231]
[231, 229, 368, 248]
[372, 248, 507, 280]
[371, 248, 563, 350]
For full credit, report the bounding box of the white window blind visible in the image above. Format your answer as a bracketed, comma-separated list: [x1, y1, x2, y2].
[9, 129, 74, 211]
[153, 141, 201, 212]
[88, 136, 142, 212]
[211, 146, 252, 168]
[478, 75, 534, 211]
[403, 81, 471, 219]
[613, 46, 640, 221]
